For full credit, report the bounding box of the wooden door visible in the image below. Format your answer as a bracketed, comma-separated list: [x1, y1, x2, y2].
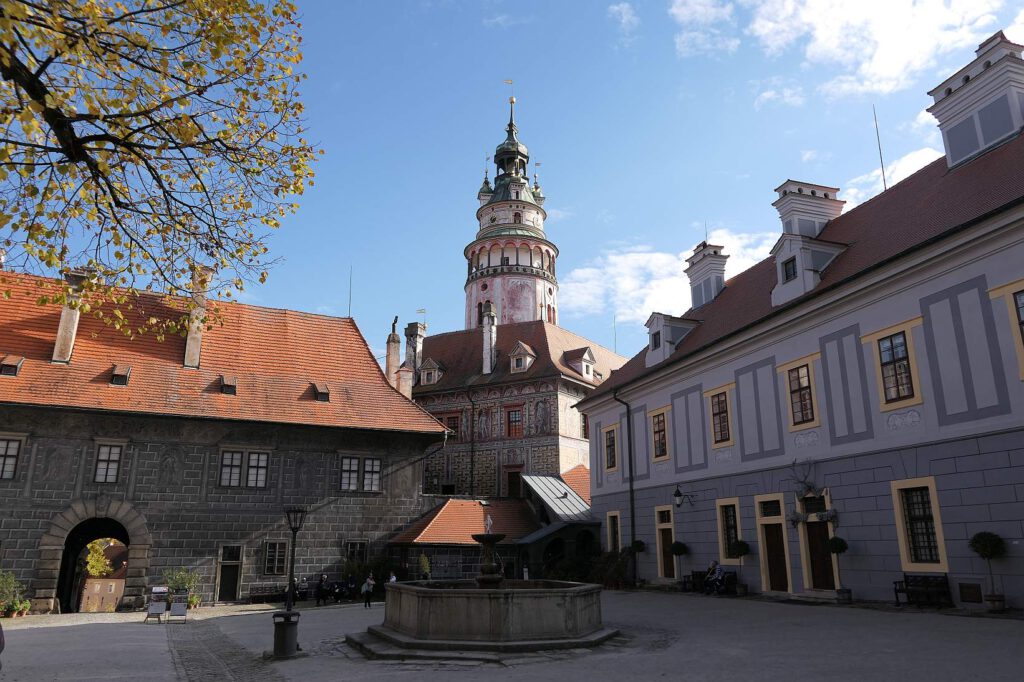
[762, 523, 788, 592]
[805, 521, 835, 590]
[218, 545, 242, 601]
[658, 528, 675, 579]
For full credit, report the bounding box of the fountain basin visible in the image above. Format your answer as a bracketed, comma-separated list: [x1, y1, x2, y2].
[382, 580, 606, 643]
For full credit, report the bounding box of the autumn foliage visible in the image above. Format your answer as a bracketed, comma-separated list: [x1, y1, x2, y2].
[0, 0, 318, 335]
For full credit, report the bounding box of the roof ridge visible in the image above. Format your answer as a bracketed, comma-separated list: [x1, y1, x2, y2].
[542, 321, 622, 358]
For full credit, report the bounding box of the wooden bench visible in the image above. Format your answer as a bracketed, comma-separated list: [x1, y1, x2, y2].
[893, 574, 953, 607]
[248, 584, 286, 604]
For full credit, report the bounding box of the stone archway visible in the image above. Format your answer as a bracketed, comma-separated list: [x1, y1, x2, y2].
[31, 496, 152, 613]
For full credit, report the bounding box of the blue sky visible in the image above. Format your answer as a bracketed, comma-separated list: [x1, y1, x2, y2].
[253, 0, 1024, 360]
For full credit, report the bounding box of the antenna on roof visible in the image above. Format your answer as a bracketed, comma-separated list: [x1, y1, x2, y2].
[347, 266, 353, 317]
[873, 104, 888, 191]
[704, 220, 708, 242]
[613, 313, 618, 354]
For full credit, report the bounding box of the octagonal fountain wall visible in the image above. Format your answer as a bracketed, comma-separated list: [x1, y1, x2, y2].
[383, 579, 605, 642]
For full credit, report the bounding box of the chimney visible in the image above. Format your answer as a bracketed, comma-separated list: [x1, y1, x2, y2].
[385, 316, 401, 389]
[52, 270, 91, 364]
[482, 301, 497, 374]
[928, 31, 1024, 167]
[0, 248, 6, 269]
[684, 242, 728, 308]
[396, 363, 414, 400]
[772, 181, 844, 237]
[404, 321, 426, 371]
[183, 267, 213, 369]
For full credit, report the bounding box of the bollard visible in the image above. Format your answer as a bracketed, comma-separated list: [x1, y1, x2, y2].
[272, 611, 300, 658]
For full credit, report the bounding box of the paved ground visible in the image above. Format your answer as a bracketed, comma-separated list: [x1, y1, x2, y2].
[2, 592, 1023, 681]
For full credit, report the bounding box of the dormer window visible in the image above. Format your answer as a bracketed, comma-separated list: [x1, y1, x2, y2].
[422, 370, 436, 384]
[583, 363, 592, 376]
[110, 364, 131, 386]
[0, 355, 24, 376]
[419, 359, 442, 385]
[783, 258, 797, 282]
[650, 331, 661, 351]
[220, 375, 237, 395]
[509, 341, 536, 374]
[314, 383, 330, 402]
[514, 357, 524, 370]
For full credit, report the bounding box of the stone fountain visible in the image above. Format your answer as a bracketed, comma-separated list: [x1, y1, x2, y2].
[346, 523, 617, 659]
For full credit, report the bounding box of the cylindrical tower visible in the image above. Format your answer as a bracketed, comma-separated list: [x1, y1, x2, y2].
[465, 98, 558, 329]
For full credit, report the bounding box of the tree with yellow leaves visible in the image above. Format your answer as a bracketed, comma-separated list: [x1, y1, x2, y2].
[0, 0, 318, 335]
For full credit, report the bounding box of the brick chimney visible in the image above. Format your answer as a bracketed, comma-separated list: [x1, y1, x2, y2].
[405, 321, 425, 372]
[482, 301, 497, 374]
[396, 363, 414, 399]
[51, 270, 91, 364]
[385, 316, 401, 389]
[183, 267, 213, 369]
[684, 242, 728, 308]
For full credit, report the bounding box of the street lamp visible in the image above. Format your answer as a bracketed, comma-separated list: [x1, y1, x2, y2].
[673, 485, 695, 508]
[284, 506, 307, 612]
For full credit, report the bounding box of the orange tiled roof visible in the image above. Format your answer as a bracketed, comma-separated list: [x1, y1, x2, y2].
[389, 499, 539, 545]
[560, 465, 591, 505]
[0, 274, 446, 435]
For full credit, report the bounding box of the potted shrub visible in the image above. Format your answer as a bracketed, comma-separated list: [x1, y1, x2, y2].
[728, 540, 751, 596]
[670, 541, 689, 556]
[187, 593, 202, 610]
[0, 570, 24, 618]
[17, 598, 31, 616]
[630, 539, 646, 554]
[827, 536, 852, 603]
[969, 531, 1007, 612]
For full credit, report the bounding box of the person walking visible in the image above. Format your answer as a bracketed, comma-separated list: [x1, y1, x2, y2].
[388, 571, 397, 583]
[362, 572, 376, 608]
[315, 573, 329, 607]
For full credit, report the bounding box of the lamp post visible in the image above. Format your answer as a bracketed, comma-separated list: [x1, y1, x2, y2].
[673, 485, 695, 508]
[271, 506, 307, 659]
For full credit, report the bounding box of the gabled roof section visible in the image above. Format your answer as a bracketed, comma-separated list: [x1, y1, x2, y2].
[388, 499, 539, 545]
[509, 340, 536, 358]
[522, 474, 591, 523]
[420, 357, 442, 371]
[413, 320, 626, 395]
[562, 347, 595, 365]
[0, 274, 446, 435]
[560, 465, 591, 505]
[581, 131, 1024, 407]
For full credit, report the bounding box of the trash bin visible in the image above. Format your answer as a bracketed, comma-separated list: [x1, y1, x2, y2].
[272, 611, 300, 658]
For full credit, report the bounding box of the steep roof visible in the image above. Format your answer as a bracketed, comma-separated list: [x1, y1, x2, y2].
[0, 274, 446, 435]
[582, 132, 1024, 406]
[413, 320, 625, 395]
[560, 464, 591, 505]
[522, 474, 591, 522]
[388, 499, 539, 545]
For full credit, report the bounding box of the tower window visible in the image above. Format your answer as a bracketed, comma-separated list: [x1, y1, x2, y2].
[513, 191, 519, 200]
[513, 212, 522, 224]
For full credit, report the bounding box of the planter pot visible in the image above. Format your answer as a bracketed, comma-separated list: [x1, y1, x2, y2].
[835, 588, 852, 604]
[735, 584, 749, 597]
[984, 594, 1006, 613]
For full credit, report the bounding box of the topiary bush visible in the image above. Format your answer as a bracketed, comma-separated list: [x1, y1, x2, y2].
[827, 536, 849, 554]
[969, 531, 1007, 595]
[728, 540, 750, 558]
[670, 541, 689, 556]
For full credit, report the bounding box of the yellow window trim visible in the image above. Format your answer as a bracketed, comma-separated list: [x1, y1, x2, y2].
[778, 359, 821, 432]
[891, 476, 949, 573]
[862, 321, 925, 412]
[705, 385, 735, 449]
[989, 279, 1024, 381]
[649, 405, 672, 462]
[654, 504, 676, 579]
[754, 492, 793, 594]
[715, 496, 742, 566]
[606, 510, 622, 553]
[601, 423, 620, 473]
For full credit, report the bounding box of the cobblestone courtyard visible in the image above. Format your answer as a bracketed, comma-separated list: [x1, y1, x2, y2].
[2, 591, 1022, 681]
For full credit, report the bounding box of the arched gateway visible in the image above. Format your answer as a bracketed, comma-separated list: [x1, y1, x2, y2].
[31, 496, 152, 613]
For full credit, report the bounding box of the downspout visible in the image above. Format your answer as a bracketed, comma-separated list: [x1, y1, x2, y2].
[612, 388, 638, 587]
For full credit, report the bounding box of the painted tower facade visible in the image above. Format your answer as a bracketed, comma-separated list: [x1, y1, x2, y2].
[465, 98, 559, 329]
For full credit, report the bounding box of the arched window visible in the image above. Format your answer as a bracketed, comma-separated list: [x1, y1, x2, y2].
[546, 304, 552, 323]
[477, 302, 483, 326]
[513, 212, 522, 224]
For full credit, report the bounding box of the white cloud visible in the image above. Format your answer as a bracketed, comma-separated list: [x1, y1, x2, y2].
[669, 0, 739, 56]
[608, 3, 641, 45]
[482, 14, 533, 28]
[1006, 9, 1024, 42]
[902, 108, 941, 146]
[800, 149, 818, 162]
[560, 228, 776, 323]
[753, 84, 805, 109]
[545, 207, 574, 222]
[842, 146, 943, 209]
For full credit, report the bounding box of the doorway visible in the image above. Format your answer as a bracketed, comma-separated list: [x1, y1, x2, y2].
[217, 545, 243, 602]
[57, 518, 130, 613]
[654, 505, 675, 580]
[755, 493, 792, 593]
[800, 494, 836, 591]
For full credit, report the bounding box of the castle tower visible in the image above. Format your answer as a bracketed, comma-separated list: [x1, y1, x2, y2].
[464, 98, 559, 328]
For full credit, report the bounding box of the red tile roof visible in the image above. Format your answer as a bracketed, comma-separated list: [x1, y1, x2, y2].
[0, 274, 446, 435]
[389, 499, 539, 545]
[560, 465, 591, 505]
[413, 320, 625, 396]
[582, 132, 1024, 405]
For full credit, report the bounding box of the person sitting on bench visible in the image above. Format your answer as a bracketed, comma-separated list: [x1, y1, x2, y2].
[704, 560, 724, 594]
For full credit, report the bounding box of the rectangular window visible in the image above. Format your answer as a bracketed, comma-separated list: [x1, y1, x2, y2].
[783, 257, 797, 282]
[0, 439, 20, 479]
[246, 452, 269, 488]
[581, 414, 589, 439]
[651, 411, 668, 460]
[506, 408, 523, 438]
[514, 356, 524, 369]
[788, 365, 815, 425]
[1015, 290, 1024, 343]
[901, 487, 939, 563]
[264, 541, 287, 575]
[604, 428, 617, 471]
[607, 512, 621, 553]
[220, 451, 243, 487]
[878, 331, 915, 403]
[340, 456, 360, 491]
[711, 392, 730, 444]
[720, 504, 739, 557]
[362, 458, 382, 492]
[445, 415, 460, 442]
[346, 540, 368, 564]
[650, 331, 661, 351]
[94, 444, 122, 484]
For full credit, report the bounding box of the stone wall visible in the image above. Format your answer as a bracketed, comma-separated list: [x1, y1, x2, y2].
[0, 405, 439, 612]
